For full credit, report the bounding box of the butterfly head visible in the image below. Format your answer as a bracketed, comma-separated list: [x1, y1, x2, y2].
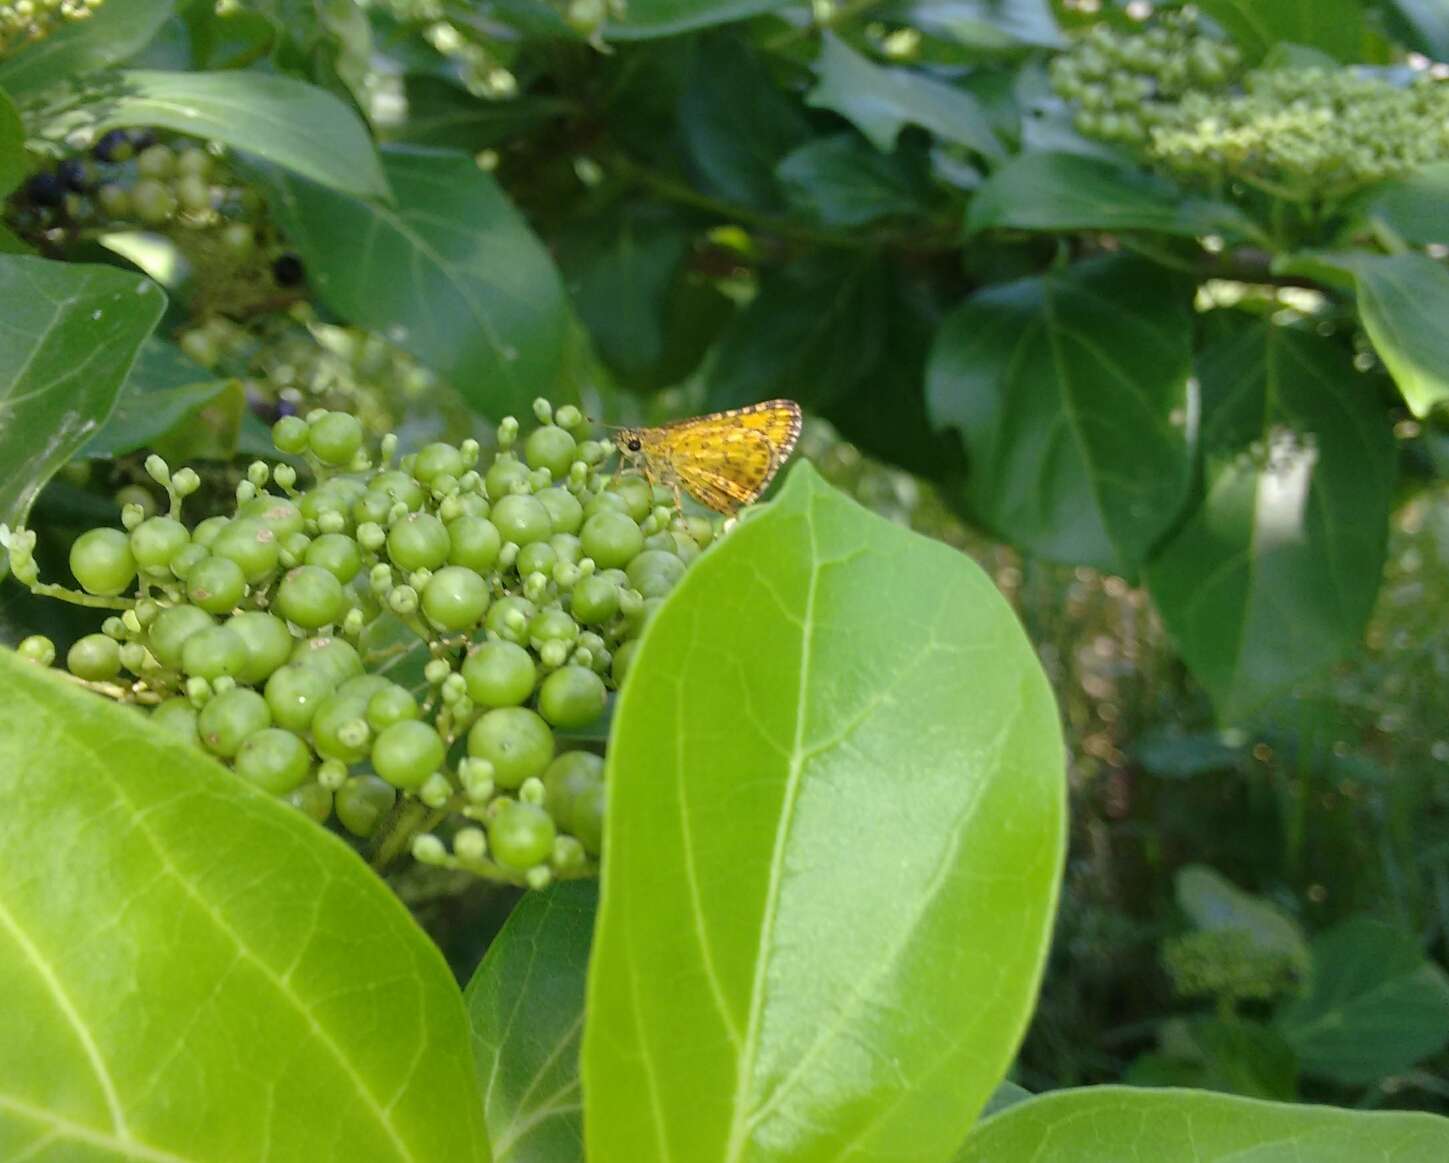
[614, 429, 645, 457]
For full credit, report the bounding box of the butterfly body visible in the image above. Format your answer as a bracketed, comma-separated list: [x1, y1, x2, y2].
[613, 400, 803, 514]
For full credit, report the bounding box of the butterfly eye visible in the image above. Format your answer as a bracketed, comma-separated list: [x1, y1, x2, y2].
[627, 438, 642, 452]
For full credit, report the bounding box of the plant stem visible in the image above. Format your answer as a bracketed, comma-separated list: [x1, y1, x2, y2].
[29, 582, 134, 610]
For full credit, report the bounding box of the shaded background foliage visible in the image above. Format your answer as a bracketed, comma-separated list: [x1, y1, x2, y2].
[4, 0, 1449, 1131]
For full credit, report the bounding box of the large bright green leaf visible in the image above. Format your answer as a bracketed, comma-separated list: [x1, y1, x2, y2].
[1276, 918, 1449, 1085]
[263, 147, 571, 418]
[0, 647, 490, 1161]
[1317, 252, 1449, 417]
[807, 35, 1003, 160]
[605, 0, 790, 39]
[1199, 0, 1367, 62]
[0, 88, 22, 200]
[82, 338, 232, 458]
[0, 0, 172, 98]
[967, 152, 1259, 241]
[583, 462, 1065, 1163]
[956, 1086, 1449, 1160]
[1385, 0, 1449, 58]
[467, 881, 596, 1163]
[1145, 320, 1395, 722]
[79, 70, 388, 199]
[0, 256, 165, 529]
[926, 256, 1195, 574]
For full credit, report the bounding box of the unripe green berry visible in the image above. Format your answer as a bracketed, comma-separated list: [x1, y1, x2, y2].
[580, 510, 643, 570]
[265, 664, 332, 731]
[273, 415, 310, 454]
[150, 697, 200, 744]
[491, 494, 553, 546]
[421, 565, 491, 631]
[235, 727, 311, 794]
[70, 527, 136, 596]
[17, 635, 56, 666]
[275, 565, 346, 629]
[181, 624, 249, 680]
[308, 412, 364, 466]
[462, 640, 537, 707]
[336, 774, 396, 838]
[487, 800, 557, 870]
[226, 611, 294, 685]
[371, 719, 445, 791]
[538, 665, 607, 729]
[67, 633, 121, 681]
[130, 516, 189, 576]
[197, 687, 271, 757]
[186, 554, 246, 614]
[468, 706, 554, 789]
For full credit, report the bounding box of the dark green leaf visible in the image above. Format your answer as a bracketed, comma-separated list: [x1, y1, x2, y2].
[604, 0, 790, 40]
[1126, 1018, 1298, 1101]
[1145, 320, 1395, 721]
[0, 0, 173, 98]
[1277, 918, 1449, 1085]
[967, 151, 1260, 241]
[0, 87, 22, 200]
[1199, 0, 1367, 62]
[707, 253, 890, 411]
[679, 35, 810, 211]
[263, 147, 571, 419]
[777, 134, 930, 227]
[927, 256, 1195, 574]
[960, 1086, 1449, 1159]
[557, 203, 728, 390]
[467, 881, 596, 1163]
[1359, 162, 1449, 246]
[583, 462, 1065, 1163]
[894, 0, 1064, 53]
[1385, 0, 1449, 58]
[0, 256, 165, 529]
[384, 76, 571, 154]
[807, 35, 1003, 160]
[0, 647, 490, 1161]
[82, 339, 231, 458]
[1312, 251, 1449, 418]
[79, 70, 388, 199]
[1175, 865, 1310, 971]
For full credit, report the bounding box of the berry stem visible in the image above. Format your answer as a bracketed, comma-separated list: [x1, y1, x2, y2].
[28, 582, 135, 610]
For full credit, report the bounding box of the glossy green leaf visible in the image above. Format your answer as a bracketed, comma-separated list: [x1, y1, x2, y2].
[680, 35, 810, 211]
[1276, 918, 1449, 1085]
[958, 1086, 1449, 1159]
[967, 152, 1259, 241]
[1199, 0, 1367, 62]
[82, 339, 231, 458]
[1385, 0, 1449, 58]
[926, 256, 1195, 574]
[385, 77, 571, 154]
[263, 147, 571, 418]
[583, 462, 1066, 1163]
[81, 70, 387, 199]
[1145, 320, 1395, 721]
[0, 256, 165, 529]
[0, 88, 22, 200]
[1316, 251, 1449, 417]
[0, 647, 490, 1161]
[604, 0, 790, 39]
[896, 0, 1064, 52]
[467, 881, 597, 1163]
[777, 134, 930, 227]
[1175, 865, 1310, 971]
[1359, 162, 1449, 246]
[0, 0, 172, 98]
[807, 35, 1003, 160]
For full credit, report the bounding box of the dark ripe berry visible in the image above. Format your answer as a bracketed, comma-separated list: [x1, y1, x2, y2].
[272, 253, 306, 287]
[276, 398, 299, 418]
[24, 173, 65, 208]
[93, 129, 133, 162]
[58, 159, 93, 192]
[129, 128, 158, 150]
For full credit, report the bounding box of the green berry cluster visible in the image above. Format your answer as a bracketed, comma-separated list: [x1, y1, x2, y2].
[0, 0, 101, 54]
[6, 399, 721, 888]
[177, 304, 436, 435]
[8, 130, 298, 308]
[1050, 13, 1243, 146]
[1161, 929, 1302, 1008]
[1151, 68, 1449, 196]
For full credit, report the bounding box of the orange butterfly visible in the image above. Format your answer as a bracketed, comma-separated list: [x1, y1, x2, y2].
[613, 400, 803, 515]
